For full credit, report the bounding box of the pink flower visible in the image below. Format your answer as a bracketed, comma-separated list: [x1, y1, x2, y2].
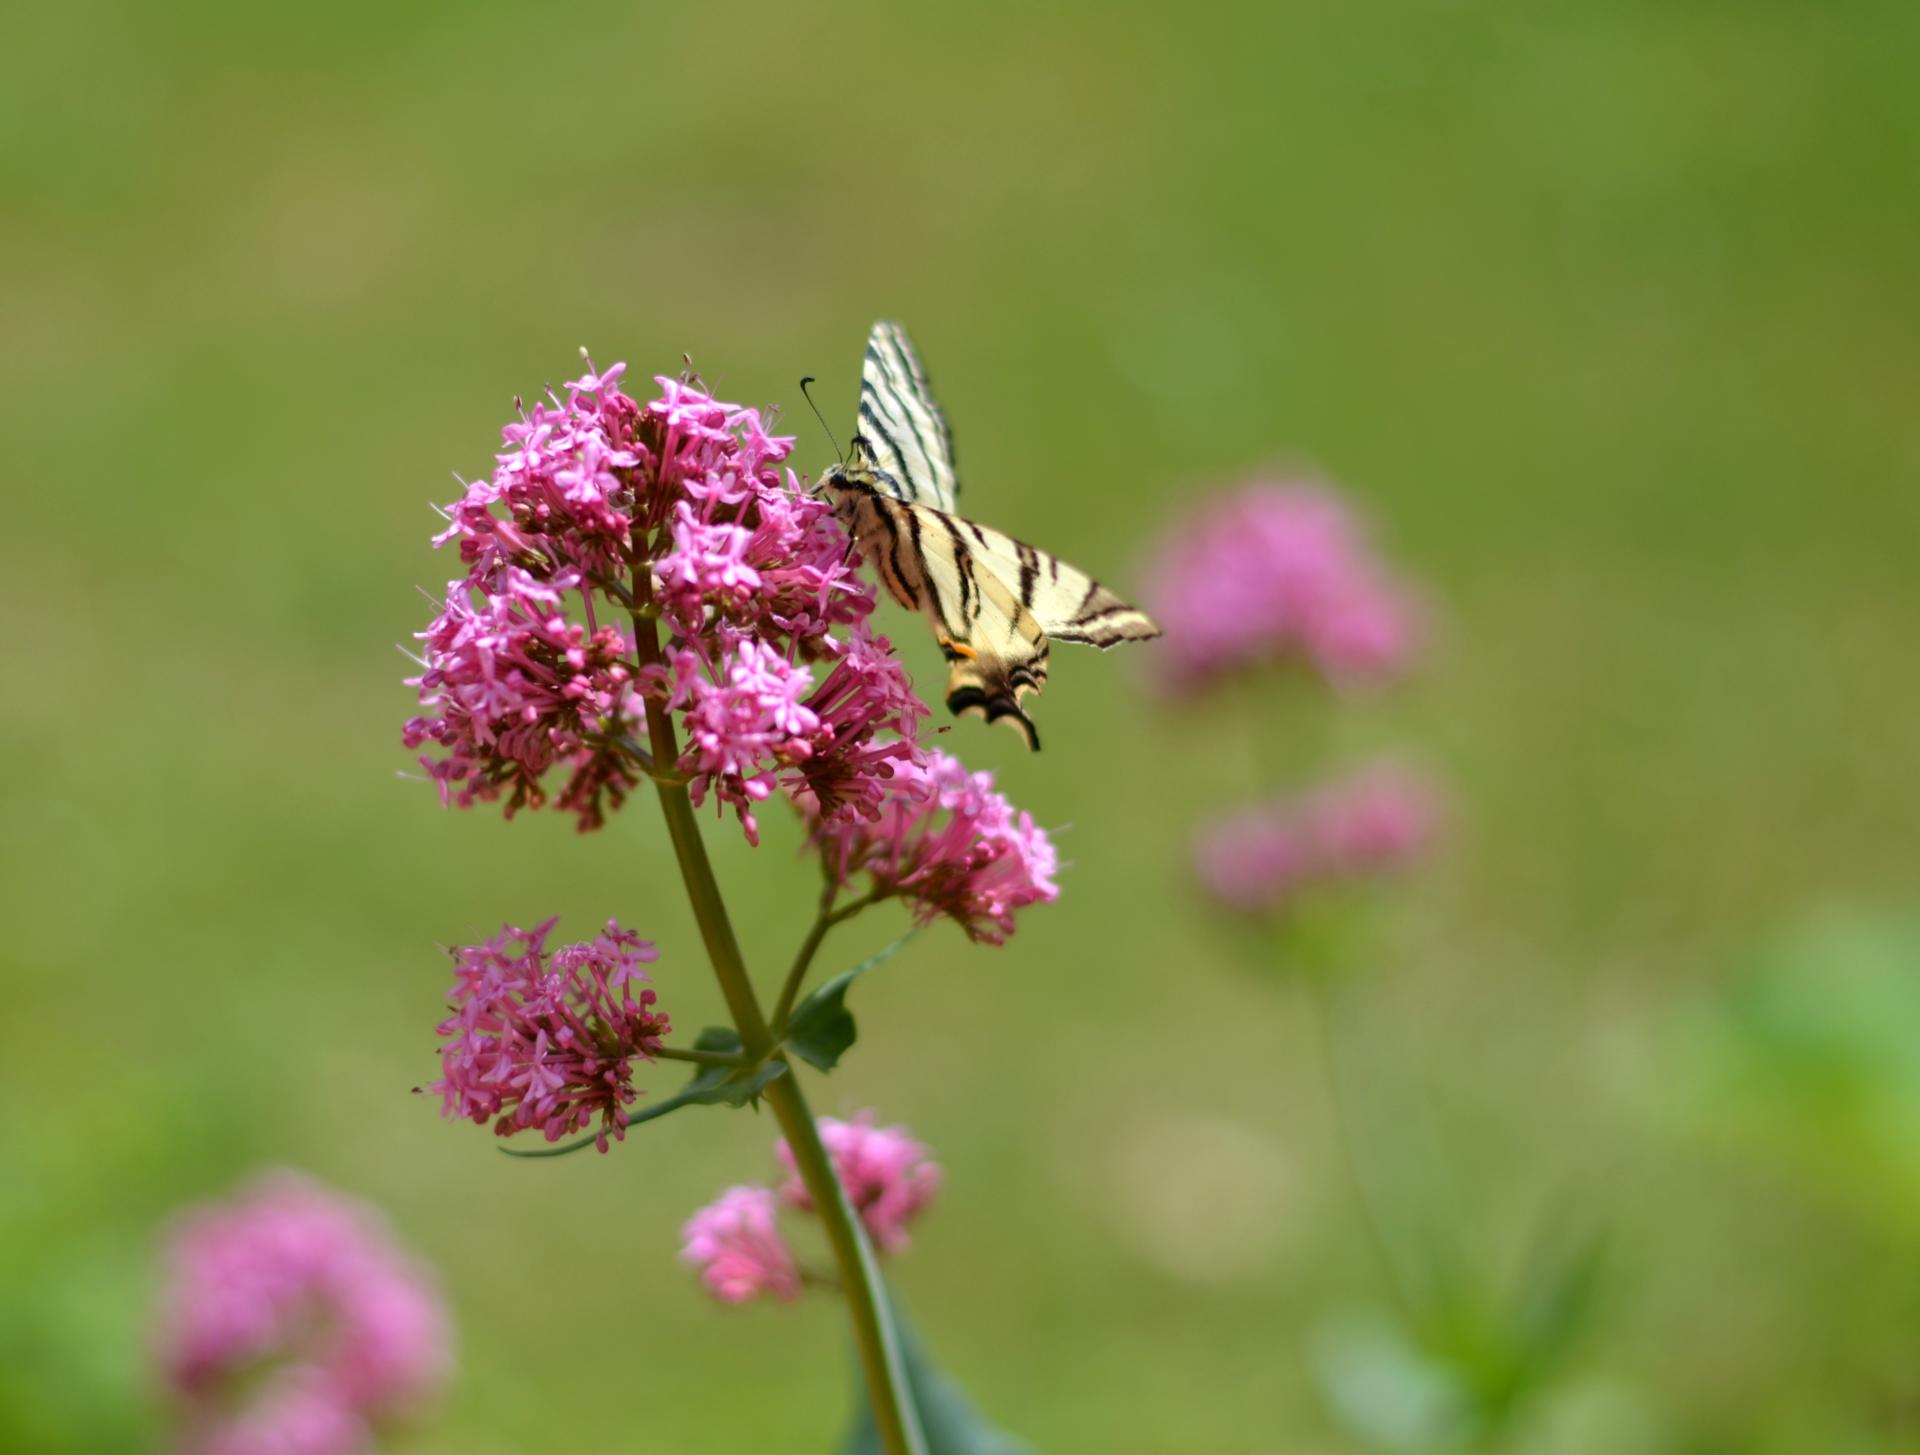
[776, 1113, 942, 1254]
[403, 568, 637, 830]
[409, 362, 914, 840]
[1310, 764, 1444, 874]
[784, 623, 928, 825]
[639, 381, 872, 659]
[431, 918, 669, 1152]
[657, 500, 764, 607]
[1194, 763, 1443, 913]
[801, 748, 1059, 945]
[184, 1370, 369, 1455]
[1144, 481, 1423, 697]
[436, 364, 644, 588]
[155, 1173, 449, 1455]
[680, 1187, 803, 1305]
[670, 638, 822, 845]
[680, 1111, 939, 1303]
[1193, 811, 1315, 914]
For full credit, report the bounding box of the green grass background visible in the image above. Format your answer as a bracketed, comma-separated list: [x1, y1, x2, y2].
[4, 1, 1918, 1450]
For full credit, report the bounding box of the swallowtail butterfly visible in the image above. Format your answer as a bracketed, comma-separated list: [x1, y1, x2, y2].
[819, 322, 1160, 750]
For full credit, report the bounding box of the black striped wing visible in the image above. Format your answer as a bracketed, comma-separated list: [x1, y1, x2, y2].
[836, 484, 1049, 748]
[856, 321, 959, 513]
[902, 502, 1051, 749]
[925, 510, 1162, 649]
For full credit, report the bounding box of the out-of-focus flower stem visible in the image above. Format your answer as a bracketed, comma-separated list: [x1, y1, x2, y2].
[630, 570, 927, 1455]
[1305, 975, 1419, 1324]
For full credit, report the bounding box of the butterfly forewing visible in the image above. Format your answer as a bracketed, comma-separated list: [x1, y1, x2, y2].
[857, 321, 960, 512]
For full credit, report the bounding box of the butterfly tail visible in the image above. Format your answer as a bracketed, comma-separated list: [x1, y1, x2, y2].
[944, 655, 1044, 752]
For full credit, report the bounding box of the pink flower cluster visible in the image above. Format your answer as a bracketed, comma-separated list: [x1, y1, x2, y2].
[680, 1114, 941, 1304]
[403, 567, 637, 828]
[1194, 763, 1443, 913]
[802, 749, 1060, 945]
[155, 1173, 449, 1455]
[430, 917, 669, 1152]
[407, 363, 928, 841]
[679, 1187, 803, 1305]
[406, 356, 1060, 943]
[1143, 481, 1422, 697]
[776, 1111, 944, 1254]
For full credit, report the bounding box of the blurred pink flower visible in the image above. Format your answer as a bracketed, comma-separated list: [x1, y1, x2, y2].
[1310, 764, 1443, 874]
[155, 1173, 449, 1455]
[777, 1112, 943, 1255]
[410, 364, 926, 839]
[1144, 481, 1422, 697]
[185, 1370, 368, 1455]
[801, 748, 1059, 945]
[680, 1187, 803, 1305]
[1193, 811, 1316, 914]
[431, 917, 669, 1152]
[1195, 763, 1443, 913]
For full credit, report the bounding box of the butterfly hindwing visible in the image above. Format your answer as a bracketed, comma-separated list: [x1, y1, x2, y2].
[921, 510, 1161, 649]
[840, 487, 1048, 749]
[903, 503, 1050, 749]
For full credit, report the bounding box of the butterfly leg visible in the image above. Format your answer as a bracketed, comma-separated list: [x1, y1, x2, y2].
[938, 636, 978, 661]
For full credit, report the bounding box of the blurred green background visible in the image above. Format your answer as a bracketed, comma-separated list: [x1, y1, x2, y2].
[5, 0, 1919, 1450]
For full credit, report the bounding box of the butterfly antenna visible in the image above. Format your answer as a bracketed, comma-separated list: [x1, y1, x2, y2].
[798, 376, 845, 462]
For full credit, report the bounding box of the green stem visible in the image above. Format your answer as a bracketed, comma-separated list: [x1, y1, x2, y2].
[629, 577, 926, 1455]
[770, 882, 897, 1033]
[772, 896, 841, 1034]
[1305, 974, 1419, 1325]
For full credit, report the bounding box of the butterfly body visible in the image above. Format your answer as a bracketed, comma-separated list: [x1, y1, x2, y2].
[819, 322, 1159, 750]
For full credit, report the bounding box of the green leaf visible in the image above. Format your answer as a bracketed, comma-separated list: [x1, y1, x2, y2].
[1507, 1224, 1608, 1392]
[696, 1057, 788, 1109]
[786, 928, 922, 1073]
[1670, 910, 1920, 1237]
[838, 1283, 1033, 1455]
[499, 1027, 787, 1159]
[787, 997, 857, 1074]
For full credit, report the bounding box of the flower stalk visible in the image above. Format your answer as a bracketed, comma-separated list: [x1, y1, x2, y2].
[1305, 975, 1419, 1325]
[771, 884, 890, 1032]
[630, 588, 927, 1455]
[413, 362, 1061, 1450]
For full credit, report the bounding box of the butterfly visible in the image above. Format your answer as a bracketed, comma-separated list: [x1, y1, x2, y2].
[818, 321, 1160, 751]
